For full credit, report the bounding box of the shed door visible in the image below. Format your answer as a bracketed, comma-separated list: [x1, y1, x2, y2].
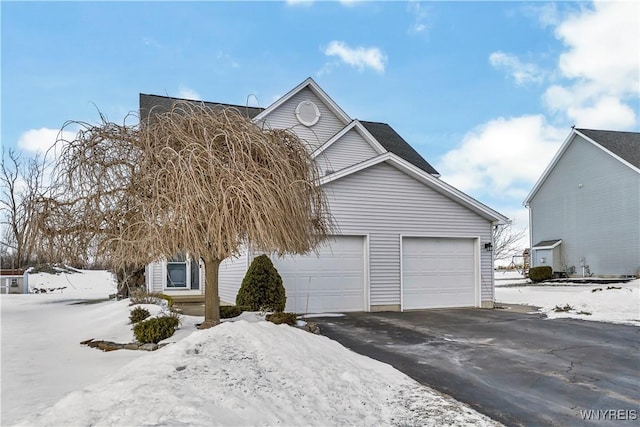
[273, 236, 365, 313]
[402, 237, 476, 310]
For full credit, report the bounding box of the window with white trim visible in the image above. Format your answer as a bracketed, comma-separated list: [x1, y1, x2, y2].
[166, 254, 200, 290]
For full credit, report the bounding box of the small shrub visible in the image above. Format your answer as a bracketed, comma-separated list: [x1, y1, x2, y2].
[158, 294, 175, 309]
[266, 312, 297, 325]
[528, 266, 553, 283]
[220, 305, 250, 319]
[133, 316, 180, 344]
[129, 306, 151, 324]
[553, 304, 574, 312]
[130, 290, 174, 310]
[130, 289, 158, 305]
[236, 255, 286, 312]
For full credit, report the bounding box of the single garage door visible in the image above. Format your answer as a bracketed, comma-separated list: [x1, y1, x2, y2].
[273, 236, 365, 313]
[402, 237, 476, 310]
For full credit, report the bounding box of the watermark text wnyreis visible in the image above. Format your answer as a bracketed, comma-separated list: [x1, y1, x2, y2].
[580, 409, 637, 421]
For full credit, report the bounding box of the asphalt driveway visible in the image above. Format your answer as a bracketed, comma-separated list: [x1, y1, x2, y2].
[314, 309, 640, 426]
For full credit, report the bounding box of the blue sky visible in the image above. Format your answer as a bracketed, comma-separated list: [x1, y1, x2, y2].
[2, 1, 639, 242]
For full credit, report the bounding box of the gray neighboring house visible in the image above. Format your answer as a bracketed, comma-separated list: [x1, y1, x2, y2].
[524, 128, 640, 277]
[144, 78, 508, 313]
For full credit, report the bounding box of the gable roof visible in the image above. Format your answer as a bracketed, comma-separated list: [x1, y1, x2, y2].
[311, 120, 386, 158]
[139, 79, 439, 176]
[320, 152, 508, 224]
[361, 121, 439, 176]
[575, 128, 640, 169]
[253, 77, 351, 125]
[524, 127, 640, 206]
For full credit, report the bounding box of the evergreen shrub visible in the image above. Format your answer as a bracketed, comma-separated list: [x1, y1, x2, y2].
[129, 306, 151, 324]
[236, 255, 286, 312]
[133, 316, 180, 344]
[266, 312, 297, 325]
[528, 266, 553, 283]
[220, 305, 250, 319]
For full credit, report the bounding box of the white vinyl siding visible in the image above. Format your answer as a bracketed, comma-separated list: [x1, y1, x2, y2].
[530, 136, 640, 276]
[146, 261, 165, 293]
[218, 251, 249, 305]
[324, 162, 494, 306]
[316, 128, 380, 174]
[260, 87, 346, 151]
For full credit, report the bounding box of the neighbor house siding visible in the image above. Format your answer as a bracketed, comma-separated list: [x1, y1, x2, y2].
[260, 88, 346, 151]
[218, 251, 249, 305]
[315, 128, 380, 174]
[530, 135, 640, 275]
[324, 162, 494, 306]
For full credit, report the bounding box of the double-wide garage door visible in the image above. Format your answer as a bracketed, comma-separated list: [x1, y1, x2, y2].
[402, 237, 476, 310]
[273, 236, 365, 313]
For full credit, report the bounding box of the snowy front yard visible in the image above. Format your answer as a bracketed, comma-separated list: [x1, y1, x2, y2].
[1, 270, 498, 426]
[495, 271, 639, 326]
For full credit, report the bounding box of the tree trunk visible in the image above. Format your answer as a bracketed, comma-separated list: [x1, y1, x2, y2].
[199, 257, 222, 329]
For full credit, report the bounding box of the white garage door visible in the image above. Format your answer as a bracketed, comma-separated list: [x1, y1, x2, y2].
[402, 237, 476, 310]
[273, 236, 365, 313]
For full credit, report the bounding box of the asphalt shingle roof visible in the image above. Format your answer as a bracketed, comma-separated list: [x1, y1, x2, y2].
[360, 121, 439, 175]
[577, 128, 640, 169]
[532, 239, 562, 248]
[139, 94, 264, 121]
[140, 94, 439, 175]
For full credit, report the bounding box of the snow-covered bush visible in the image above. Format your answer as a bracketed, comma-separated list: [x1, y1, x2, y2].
[130, 289, 174, 310]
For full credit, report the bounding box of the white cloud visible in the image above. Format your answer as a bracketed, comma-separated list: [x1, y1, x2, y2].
[544, 1, 639, 129]
[446, 1, 639, 208]
[323, 41, 386, 73]
[489, 51, 545, 85]
[437, 115, 565, 197]
[177, 87, 201, 100]
[17, 127, 75, 158]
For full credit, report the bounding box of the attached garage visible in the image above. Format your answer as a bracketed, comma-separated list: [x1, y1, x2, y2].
[401, 237, 478, 310]
[272, 236, 366, 313]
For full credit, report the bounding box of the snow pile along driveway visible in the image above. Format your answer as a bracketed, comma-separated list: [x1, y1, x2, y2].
[15, 320, 497, 427]
[496, 277, 639, 326]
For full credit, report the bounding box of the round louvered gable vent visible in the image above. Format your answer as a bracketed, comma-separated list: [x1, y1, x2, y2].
[295, 101, 321, 127]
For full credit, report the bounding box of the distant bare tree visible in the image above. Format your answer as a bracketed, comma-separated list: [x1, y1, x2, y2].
[0, 149, 44, 269]
[493, 223, 526, 262]
[37, 104, 332, 327]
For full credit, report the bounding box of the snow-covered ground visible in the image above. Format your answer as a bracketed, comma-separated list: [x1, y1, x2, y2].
[1, 270, 499, 426]
[495, 270, 640, 326]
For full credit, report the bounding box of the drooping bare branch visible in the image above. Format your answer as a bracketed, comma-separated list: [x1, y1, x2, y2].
[36, 103, 333, 326]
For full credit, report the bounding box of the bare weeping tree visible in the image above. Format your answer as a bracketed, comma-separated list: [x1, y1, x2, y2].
[493, 222, 526, 262]
[37, 103, 332, 328]
[0, 149, 45, 268]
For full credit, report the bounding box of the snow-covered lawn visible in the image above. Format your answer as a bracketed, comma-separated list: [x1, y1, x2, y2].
[495, 271, 639, 326]
[2, 270, 499, 426]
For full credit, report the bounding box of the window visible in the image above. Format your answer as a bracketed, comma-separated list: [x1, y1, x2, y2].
[166, 254, 200, 290]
